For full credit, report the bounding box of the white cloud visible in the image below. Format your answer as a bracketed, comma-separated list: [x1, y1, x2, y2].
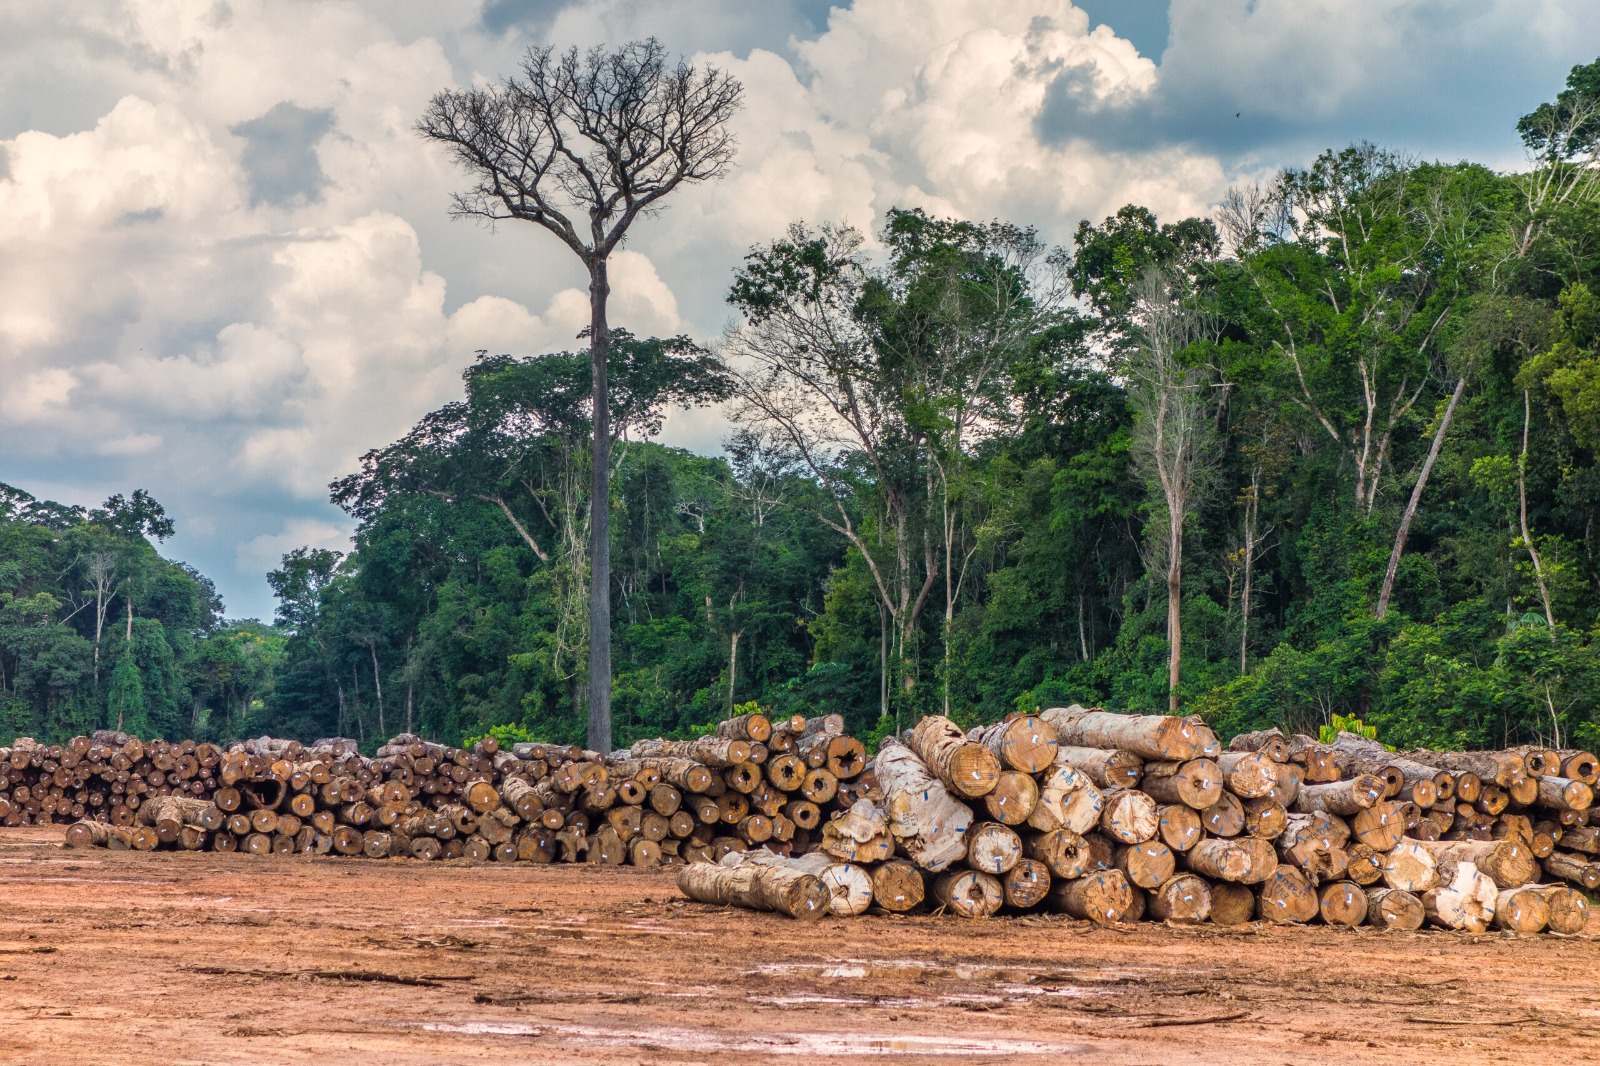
[2, 0, 1598, 618]
[236, 516, 354, 576]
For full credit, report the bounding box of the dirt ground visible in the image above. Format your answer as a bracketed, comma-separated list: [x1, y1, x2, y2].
[0, 826, 1594, 1065]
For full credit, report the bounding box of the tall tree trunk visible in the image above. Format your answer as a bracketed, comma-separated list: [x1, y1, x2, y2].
[1376, 377, 1466, 619]
[879, 602, 889, 724]
[1519, 390, 1556, 627]
[728, 630, 740, 714]
[1167, 525, 1182, 713]
[125, 592, 134, 642]
[404, 633, 414, 734]
[369, 642, 385, 737]
[587, 256, 613, 753]
[1239, 471, 1259, 675]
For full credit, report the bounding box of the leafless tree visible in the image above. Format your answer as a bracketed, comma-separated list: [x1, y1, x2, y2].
[418, 40, 743, 751]
[1127, 269, 1217, 712]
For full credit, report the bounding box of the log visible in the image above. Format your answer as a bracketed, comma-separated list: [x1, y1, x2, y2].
[1526, 883, 1589, 934]
[818, 800, 895, 864]
[1048, 868, 1134, 924]
[679, 857, 828, 919]
[1024, 829, 1094, 879]
[1409, 837, 1537, 890]
[1542, 850, 1600, 890]
[908, 716, 1000, 798]
[1114, 839, 1175, 889]
[1327, 734, 1444, 807]
[1214, 751, 1277, 799]
[1267, 761, 1303, 807]
[870, 860, 926, 913]
[1097, 789, 1158, 844]
[629, 736, 751, 768]
[1242, 797, 1288, 841]
[1422, 860, 1498, 932]
[1557, 750, 1598, 785]
[713, 713, 772, 744]
[1317, 880, 1366, 927]
[1147, 873, 1211, 923]
[874, 740, 973, 872]
[970, 715, 1058, 773]
[1001, 859, 1052, 909]
[1351, 801, 1407, 851]
[1493, 885, 1551, 932]
[1156, 804, 1204, 852]
[1382, 839, 1440, 892]
[964, 822, 1023, 875]
[981, 771, 1039, 826]
[1209, 882, 1256, 926]
[1186, 837, 1277, 884]
[1537, 776, 1594, 812]
[1293, 775, 1384, 815]
[1227, 728, 1289, 761]
[1139, 759, 1223, 809]
[1039, 705, 1215, 761]
[931, 869, 1004, 918]
[1200, 792, 1245, 838]
[1345, 842, 1385, 886]
[1027, 764, 1104, 835]
[1256, 866, 1318, 923]
[773, 852, 874, 917]
[1403, 748, 1524, 789]
[1053, 746, 1142, 790]
[1365, 887, 1425, 930]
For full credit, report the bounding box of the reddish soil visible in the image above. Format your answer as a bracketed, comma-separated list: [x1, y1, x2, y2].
[0, 825, 1593, 1065]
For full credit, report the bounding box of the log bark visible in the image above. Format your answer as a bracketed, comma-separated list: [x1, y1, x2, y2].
[1156, 804, 1204, 852]
[964, 822, 1023, 875]
[1403, 748, 1524, 789]
[870, 860, 925, 913]
[1526, 883, 1589, 934]
[1327, 734, 1443, 807]
[1048, 869, 1134, 924]
[1186, 837, 1277, 884]
[907, 717, 1000, 798]
[818, 800, 895, 864]
[713, 713, 771, 743]
[1365, 887, 1425, 930]
[1114, 839, 1175, 889]
[679, 857, 828, 919]
[1537, 776, 1594, 812]
[1139, 759, 1222, 809]
[874, 740, 974, 872]
[1256, 866, 1318, 923]
[1293, 775, 1385, 815]
[1422, 860, 1498, 932]
[969, 715, 1058, 773]
[1097, 789, 1158, 844]
[931, 869, 1004, 918]
[1382, 839, 1440, 892]
[1227, 728, 1289, 761]
[981, 771, 1038, 826]
[1053, 746, 1143, 790]
[1001, 859, 1052, 909]
[1026, 764, 1104, 835]
[1214, 751, 1277, 799]
[1023, 829, 1094, 879]
[1208, 882, 1255, 925]
[1148, 873, 1211, 923]
[1409, 837, 1537, 890]
[1039, 705, 1215, 761]
[1317, 880, 1366, 926]
[772, 852, 874, 917]
[1542, 850, 1600, 889]
[1493, 885, 1551, 932]
[629, 736, 751, 767]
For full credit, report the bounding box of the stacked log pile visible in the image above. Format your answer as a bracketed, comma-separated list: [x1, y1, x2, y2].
[37, 712, 867, 868]
[678, 708, 1594, 931]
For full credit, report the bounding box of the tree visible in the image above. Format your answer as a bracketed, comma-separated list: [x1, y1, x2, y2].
[1126, 269, 1217, 711]
[418, 38, 743, 752]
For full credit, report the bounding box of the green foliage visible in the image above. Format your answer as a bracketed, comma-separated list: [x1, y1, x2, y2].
[1319, 714, 1378, 744]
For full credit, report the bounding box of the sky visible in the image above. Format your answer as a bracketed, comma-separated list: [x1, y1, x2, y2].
[1, 0, 1597, 621]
